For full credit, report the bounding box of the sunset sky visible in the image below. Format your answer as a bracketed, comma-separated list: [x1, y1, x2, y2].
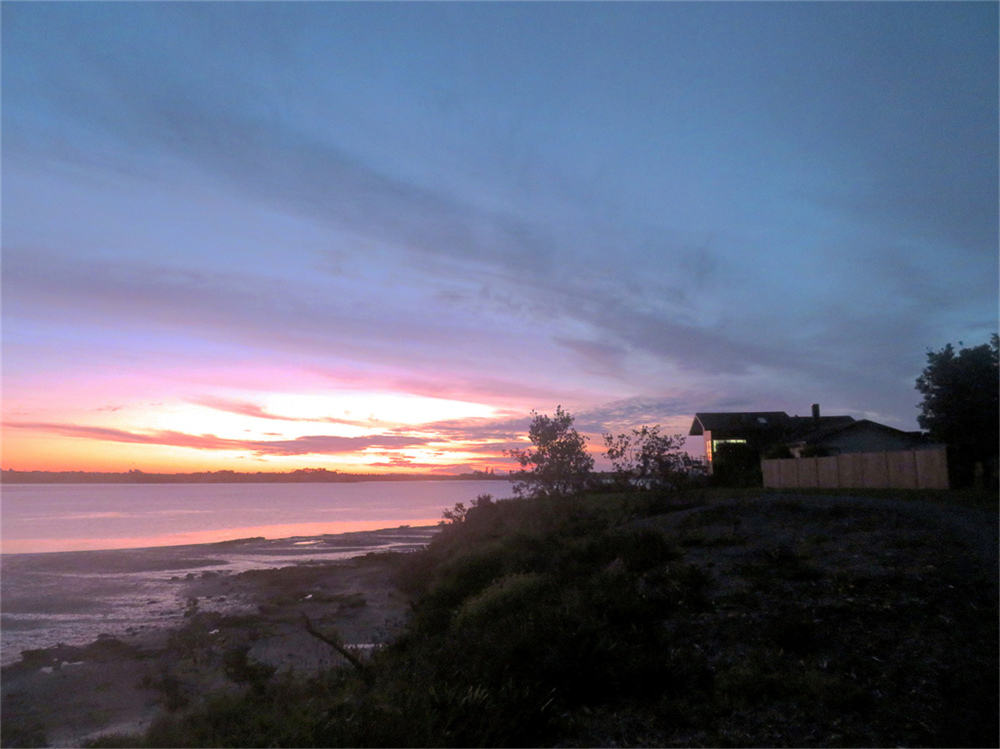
[3, 2, 997, 474]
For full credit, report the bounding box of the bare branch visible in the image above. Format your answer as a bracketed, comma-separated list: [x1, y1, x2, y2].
[302, 614, 366, 672]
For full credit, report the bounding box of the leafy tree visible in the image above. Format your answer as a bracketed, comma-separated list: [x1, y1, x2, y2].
[505, 407, 594, 498]
[603, 425, 706, 491]
[915, 334, 999, 487]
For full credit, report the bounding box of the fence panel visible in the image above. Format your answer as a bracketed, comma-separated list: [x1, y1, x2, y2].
[761, 460, 782, 489]
[887, 451, 918, 490]
[797, 457, 819, 488]
[816, 456, 840, 488]
[915, 448, 949, 489]
[837, 454, 863, 489]
[861, 452, 889, 488]
[778, 459, 799, 488]
[761, 447, 948, 490]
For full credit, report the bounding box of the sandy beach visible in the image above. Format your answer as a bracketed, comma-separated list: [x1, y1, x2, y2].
[1, 527, 438, 747]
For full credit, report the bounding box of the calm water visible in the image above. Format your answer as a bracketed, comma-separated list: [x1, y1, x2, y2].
[0, 480, 511, 554]
[0, 480, 511, 665]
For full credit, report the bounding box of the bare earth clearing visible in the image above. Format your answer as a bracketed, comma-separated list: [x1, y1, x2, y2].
[1, 493, 996, 748]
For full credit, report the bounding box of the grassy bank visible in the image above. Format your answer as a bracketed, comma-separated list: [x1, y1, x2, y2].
[85, 489, 997, 747]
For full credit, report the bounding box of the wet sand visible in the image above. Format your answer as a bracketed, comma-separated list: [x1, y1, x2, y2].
[1, 527, 437, 747]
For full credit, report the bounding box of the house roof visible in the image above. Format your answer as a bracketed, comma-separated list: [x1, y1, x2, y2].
[785, 415, 857, 441]
[787, 419, 926, 447]
[689, 412, 793, 436]
[689, 411, 857, 439]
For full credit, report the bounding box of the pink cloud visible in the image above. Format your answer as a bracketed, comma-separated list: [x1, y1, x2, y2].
[5, 421, 431, 457]
[193, 397, 378, 427]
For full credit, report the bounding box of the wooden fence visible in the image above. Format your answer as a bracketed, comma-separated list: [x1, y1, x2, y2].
[761, 447, 949, 490]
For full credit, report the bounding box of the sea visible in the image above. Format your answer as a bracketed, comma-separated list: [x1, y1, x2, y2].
[0, 480, 510, 666]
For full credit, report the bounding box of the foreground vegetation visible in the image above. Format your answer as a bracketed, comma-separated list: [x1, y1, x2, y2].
[81, 486, 997, 748]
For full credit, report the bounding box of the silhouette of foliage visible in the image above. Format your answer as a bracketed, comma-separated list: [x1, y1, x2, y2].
[916, 335, 999, 487]
[440, 494, 495, 525]
[603, 425, 706, 491]
[505, 407, 594, 498]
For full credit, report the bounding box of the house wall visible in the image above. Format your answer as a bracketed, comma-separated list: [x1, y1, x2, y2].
[762, 447, 948, 490]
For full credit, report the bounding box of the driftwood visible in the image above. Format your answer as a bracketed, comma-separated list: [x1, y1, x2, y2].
[302, 614, 366, 672]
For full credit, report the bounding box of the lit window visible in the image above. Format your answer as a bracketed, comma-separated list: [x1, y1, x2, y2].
[710, 438, 748, 457]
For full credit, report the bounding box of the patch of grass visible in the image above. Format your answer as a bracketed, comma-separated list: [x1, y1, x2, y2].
[141, 668, 190, 711]
[0, 703, 47, 748]
[715, 649, 869, 712]
[83, 732, 146, 748]
[678, 504, 738, 528]
[679, 531, 749, 549]
[738, 544, 824, 584]
[767, 498, 807, 512]
[760, 609, 822, 654]
[888, 532, 934, 550]
[764, 486, 998, 510]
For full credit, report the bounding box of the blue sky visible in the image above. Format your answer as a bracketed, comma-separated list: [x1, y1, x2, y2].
[3, 2, 997, 472]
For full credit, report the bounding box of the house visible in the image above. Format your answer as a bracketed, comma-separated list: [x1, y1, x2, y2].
[783, 419, 929, 458]
[689, 405, 852, 470]
[688, 404, 925, 475]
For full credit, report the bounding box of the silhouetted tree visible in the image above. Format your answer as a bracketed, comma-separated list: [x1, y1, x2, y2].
[915, 335, 999, 488]
[506, 407, 594, 498]
[603, 426, 706, 491]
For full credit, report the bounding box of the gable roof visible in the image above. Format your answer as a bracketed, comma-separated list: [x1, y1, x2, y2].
[785, 415, 857, 440]
[788, 418, 925, 447]
[689, 411, 857, 439]
[689, 412, 792, 436]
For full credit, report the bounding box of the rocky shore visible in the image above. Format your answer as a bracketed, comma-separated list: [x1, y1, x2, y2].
[1, 532, 430, 747]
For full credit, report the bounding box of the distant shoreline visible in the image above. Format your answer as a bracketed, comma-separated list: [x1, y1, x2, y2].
[1, 469, 513, 485]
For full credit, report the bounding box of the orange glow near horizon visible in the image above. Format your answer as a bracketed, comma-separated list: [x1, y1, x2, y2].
[2, 388, 513, 474]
